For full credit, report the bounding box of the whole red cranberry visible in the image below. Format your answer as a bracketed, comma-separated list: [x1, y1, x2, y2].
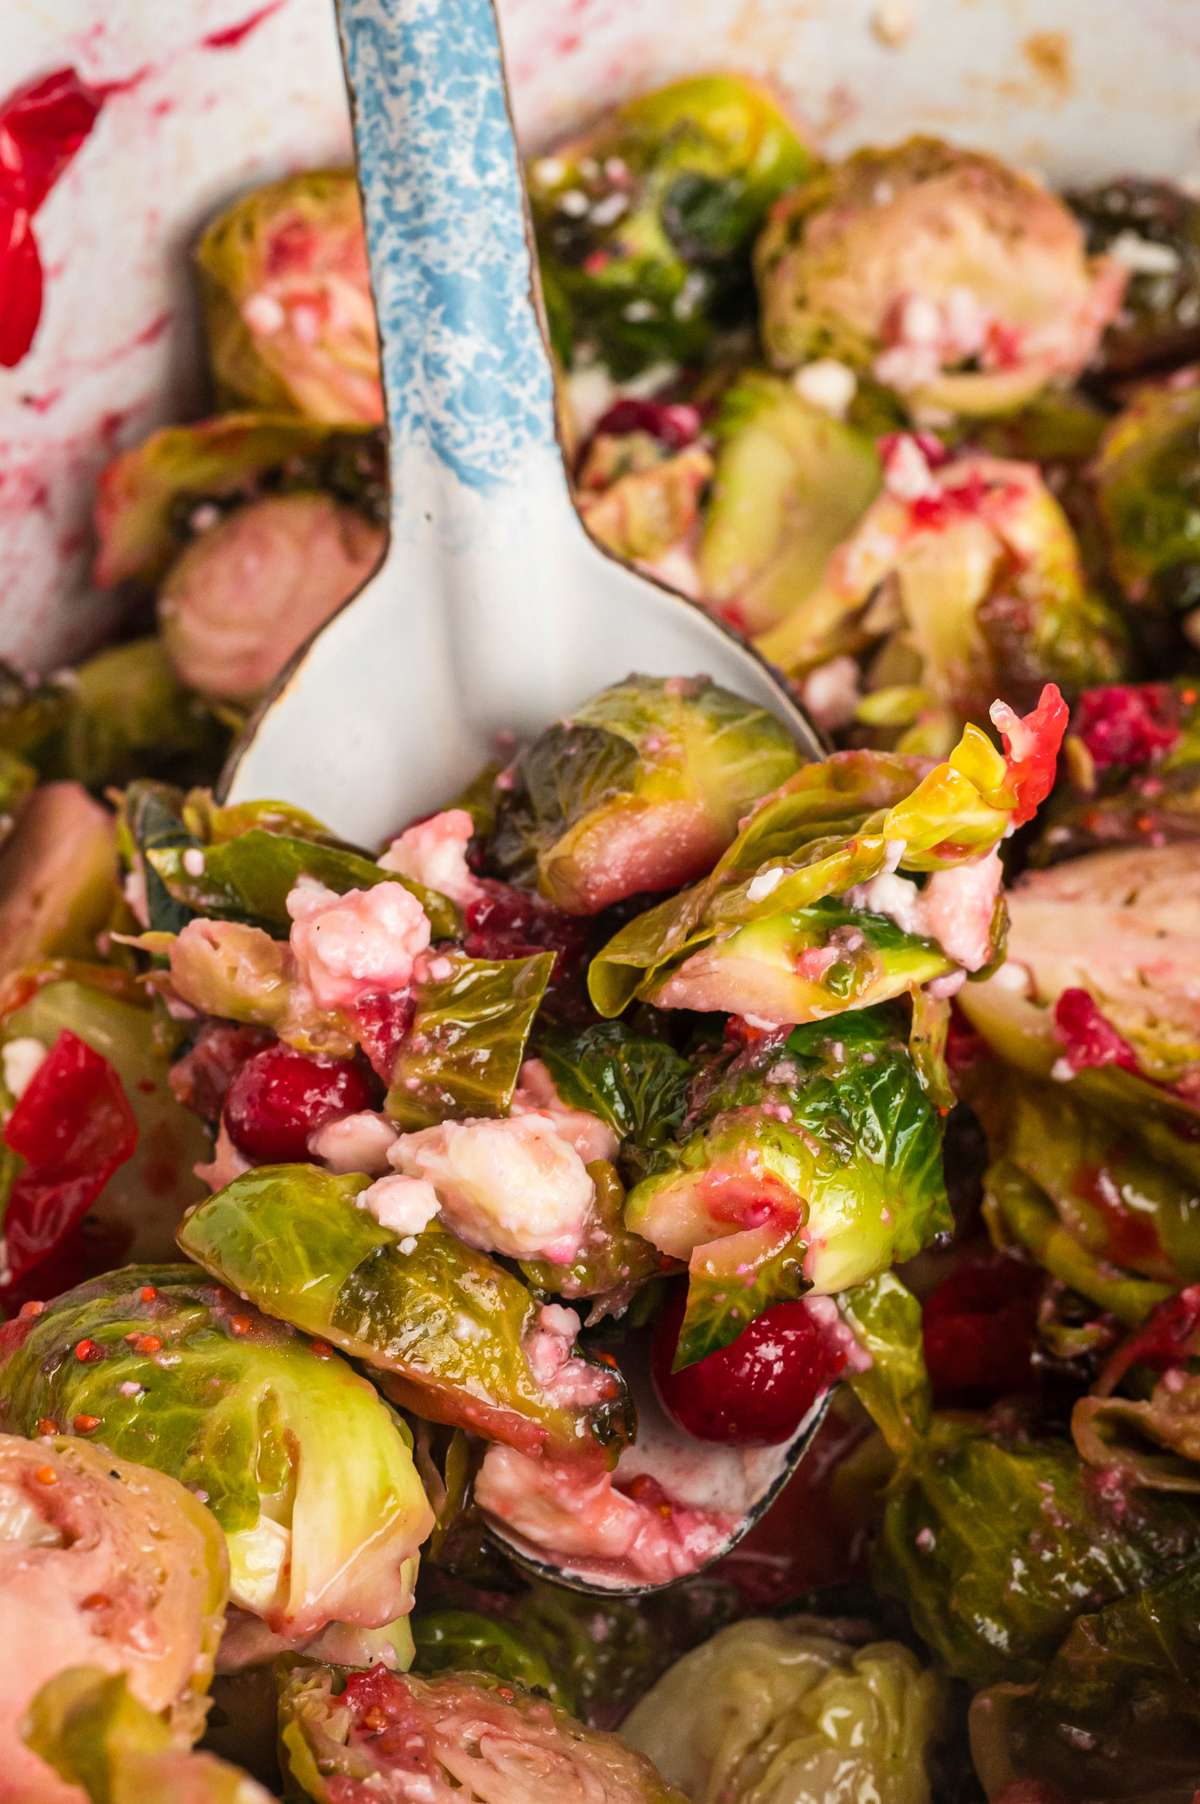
[651, 1283, 847, 1447]
[222, 1043, 375, 1164]
[921, 1249, 1042, 1409]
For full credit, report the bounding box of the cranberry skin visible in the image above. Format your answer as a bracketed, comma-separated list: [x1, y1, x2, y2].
[922, 1250, 1042, 1409]
[222, 1044, 375, 1163]
[651, 1283, 847, 1447]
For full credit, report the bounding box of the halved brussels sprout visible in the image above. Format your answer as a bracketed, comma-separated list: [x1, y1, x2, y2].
[1067, 177, 1200, 375]
[0, 1264, 432, 1637]
[410, 1608, 567, 1705]
[24, 1667, 272, 1804]
[625, 1008, 949, 1365]
[528, 76, 816, 378]
[93, 413, 380, 590]
[589, 687, 1069, 1020]
[0, 782, 118, 981]
[158, 492, 386, 701]
[698, 371, 881, 636]
[1, 974, 210, 1265]
[1094, 376, 1200, 616]
[488, 675, 802, 914]
[755, 137, 1125, 416]
[1004, 841, 1200, 1088]
[197, 170, 382, 423]
[279, 1662, 686, 1804]
[875, 1410, 1200, 1689]
[176, 1165, 634, 1466]
[623, 1617, 946, 1804]
[0, 1432, 228, 1801]
[757, 446, 1127, 737]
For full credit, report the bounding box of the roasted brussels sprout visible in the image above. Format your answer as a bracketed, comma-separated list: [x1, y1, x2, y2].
[626, 1009, 948, 1365]
[697, 371, 881, 636]
[589, 687, 1068, 1021]
[1067, 176, 1200, 375]
[197, 170, 382, 423]
[755, 137, 1125, 416]
[158, 492, 385, 701]
[0, 1432, 228, 1801]
[578, 438, 713, 567]
[529, 76, 815, 378]
[176, 1165, 634, 1465]
[488, 674, 802, 914]
[93, 413, 384, 591]
[410, 1608, 566, 1705]
[623, 1617, 947, 1804]
[0, 1265, 433, 1637]
[757, 441, 1127, 744]
[1004, 841, 1200, 1089]
[279, 1662, 687, 1804]
[37, 638, 230, 793]
[0, 781, 119, 981]
[1094, 376, 1200, 622]
[24, 1666, 273, 1804]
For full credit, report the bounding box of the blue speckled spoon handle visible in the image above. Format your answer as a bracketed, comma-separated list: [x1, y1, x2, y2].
[224, 0, 819, 845]
[339, 0, 558, 494]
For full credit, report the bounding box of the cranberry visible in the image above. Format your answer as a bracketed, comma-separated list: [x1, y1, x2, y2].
[464, 878, 593, 1021]
[1052, 988, 1141, 1077]
[222, 1044, 375, 1163]
[651, 1283, 847, 1447]
[168, 1022, 275, 1122]
[590, 397, 702, 452]
[922, 1250, 1042, 1408]
[1074, 683, 1178, 772]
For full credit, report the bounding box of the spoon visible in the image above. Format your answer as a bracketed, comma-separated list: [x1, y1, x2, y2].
[219, 0, 822, 847]
[221, 0, 829, 1591]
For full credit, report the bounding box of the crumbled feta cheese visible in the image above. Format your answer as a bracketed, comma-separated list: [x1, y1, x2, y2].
[286, 876, 430, 1010]
[123, 867, 149, 929]
[747, 865, 787, 904]
[308, 1110, 399, 1175]
[882, 433, 939, 501]
[1, 1037, 46, 1103]
[589, 191, 629, 227]
[511, 1059, 620, 1165]
[793, 358, 858, 419]
[801, 655, 861, 730]
[182, 847, 206, 877]
[242, 292, 286, 335]
[845, 870, 926, 936]
[1108, 231, 1182, 275]
[557, 188, 589, 217]
[194, 1120, 252, 1193]
[378, 808, 483, 907]
[358, 1173, 441, 1237]
[390, 1114, 595, 1263]
[920, 848, 1004, 971]
[531, 156, 566, 188]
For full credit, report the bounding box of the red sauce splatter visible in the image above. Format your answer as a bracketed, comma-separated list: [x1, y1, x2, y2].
[201, 0, 289, 51]
[0, 68, 106, 368]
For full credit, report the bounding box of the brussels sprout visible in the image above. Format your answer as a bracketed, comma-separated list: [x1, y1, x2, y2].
[0, 749, 33, 848]
[0, 782, 119, 980]
[623, 1617, 947, 1804]
[874, 1411, 1200, 1689]
[410, 1609, 567, 1706]
[757, 447, 1127, 733]
[1067, 177, 1200, 375]
[1, 975, 210, 1266]
[279, 1662, 686, 1804]
[197, 170, 382, 423]
[578, 441, 713, 564]
[536, 1021, 693, 1152]
[1004, 841, 1200, 1088]
[755, 137, 1125, 415]
[121, 778, 202, 934]
[24, 1667, 272, 1804]
[0, 1432, 228, 1800]
[38, 638, 230, 793]
[625, 1008, 949, 1365]
[528, 76, 816, 378]
[984, 1159, 1174, 1328]
[158, 492, 386, 702]
[1094, 377, 1200, 615]
[385, 950, 554, 1128]
[163, 919, 357, 1060]
[836, 1269, 932, 1460]
[176, 1165, 634, 1466]
[488, 675, 802, 914]
[520, 1160, 664, 1304]
[698, 371, 881, 635]
[93, 412, 383, 590]
[0, 660, 74, 757]
[589, 686, 1069, 1020]
[971, 1562, 1200, 1801]
[0, 1264, 433, 1636]
[146, 824, 459, 941]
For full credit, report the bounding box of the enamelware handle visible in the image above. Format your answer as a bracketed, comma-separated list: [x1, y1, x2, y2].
[336, 0, 558, 499]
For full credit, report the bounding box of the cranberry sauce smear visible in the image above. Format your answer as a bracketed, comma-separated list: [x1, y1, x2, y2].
[0, 68, 105, 368]
[1074, 683, 1179, 771]
[651, 1283, 847, 1446]
[922, 1250, 1042, 1409]
[222, 1043, 375, 1163]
